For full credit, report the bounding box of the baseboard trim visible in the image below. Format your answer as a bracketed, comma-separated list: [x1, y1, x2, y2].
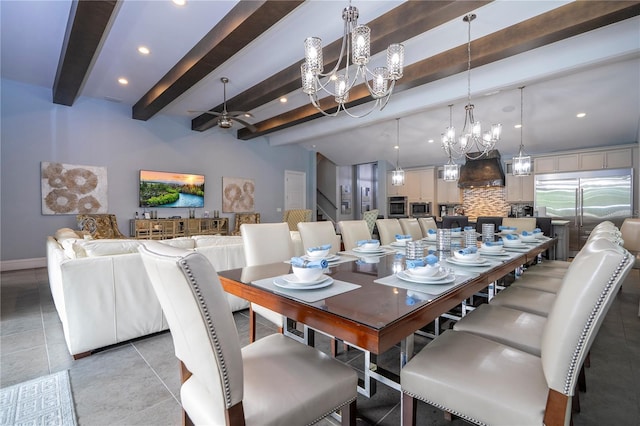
[1, 258, 47, 271]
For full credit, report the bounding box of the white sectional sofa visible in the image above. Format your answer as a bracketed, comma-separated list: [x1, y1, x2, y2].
[47, 228, 303, 359]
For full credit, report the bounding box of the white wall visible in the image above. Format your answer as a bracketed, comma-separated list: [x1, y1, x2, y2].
[1, 79, 313, 262]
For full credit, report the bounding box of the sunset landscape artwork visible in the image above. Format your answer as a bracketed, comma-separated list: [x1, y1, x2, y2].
[139, 170, 205, 208]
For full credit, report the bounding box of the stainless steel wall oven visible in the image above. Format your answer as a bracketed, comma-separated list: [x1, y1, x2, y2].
[388, 196, 408, 218]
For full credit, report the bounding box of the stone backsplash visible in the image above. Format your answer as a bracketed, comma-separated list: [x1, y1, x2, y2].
[462, 187, 511, 221]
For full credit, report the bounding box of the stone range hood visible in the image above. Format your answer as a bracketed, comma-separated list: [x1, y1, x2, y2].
[458, 150, 505, 188]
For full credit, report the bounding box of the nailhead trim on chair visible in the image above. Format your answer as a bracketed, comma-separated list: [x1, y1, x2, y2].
[179, 258, 234, 408]
[403, 391, 486, 426]
[563, 252, 630, 395]
[306, 398, 357, 426]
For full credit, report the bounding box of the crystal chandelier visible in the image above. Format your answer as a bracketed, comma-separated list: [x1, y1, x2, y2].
[512, 86, 532, 176]
[441, 14, 502, 160]
[391, 118, 405, 186]
[301, 1, 404, 118]
[442, 105, 459, 182]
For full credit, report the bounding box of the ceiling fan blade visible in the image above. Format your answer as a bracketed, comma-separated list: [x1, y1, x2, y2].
[231, 117, 257, 133]
[227, 111, 254, 118]
[188, 110, 222, 117]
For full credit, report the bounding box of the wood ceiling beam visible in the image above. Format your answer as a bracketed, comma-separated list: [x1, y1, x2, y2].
[236, 0, 640, 140]
[132, 1, 304, 121]
[192, 0, 492, 132]
[52, 0, 118, 106]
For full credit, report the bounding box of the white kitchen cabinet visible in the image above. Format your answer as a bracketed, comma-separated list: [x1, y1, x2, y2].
[579, 148, 633, 170]
[436, 168, 461, 204]
[406, 167, 436, 202]
[534, 154, 579, 173]
[505, 173, 535, 202]
[404, 170, 422, 200]
[387, 172, 408, 196]
[505, 161, 534, 202]
[389, 168, 436, 201]
[534, 147, 634, 173]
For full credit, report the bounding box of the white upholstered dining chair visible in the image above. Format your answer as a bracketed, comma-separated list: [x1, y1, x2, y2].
[399, 218, 423, 241]
[501, 217, 537, 232]
[240, 222, 293, 342]
[297, 221, 341, 254]
[138, 241, 357, 426]
[401, 237, 632, 426]
[417, 217, 437, 237]
[375, 218, 403, 246]
[338, 220, 371, 251]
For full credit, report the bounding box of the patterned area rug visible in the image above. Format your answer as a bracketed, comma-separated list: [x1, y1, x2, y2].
[0, 370, 77, 426]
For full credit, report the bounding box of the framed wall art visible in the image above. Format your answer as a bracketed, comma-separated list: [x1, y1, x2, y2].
[222, 177, 255, 213]
[41, 162, 108, 215]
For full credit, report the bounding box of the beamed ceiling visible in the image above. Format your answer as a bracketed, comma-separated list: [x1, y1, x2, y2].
[3, 1, 640, 168]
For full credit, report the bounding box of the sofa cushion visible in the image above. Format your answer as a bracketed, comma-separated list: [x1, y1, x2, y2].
[158, 237, 196, 249]
[60, 238, 81, 259]
[74, 239, 143, 257]
[192, 235, 243, 248]
[55, 228, 82, 241]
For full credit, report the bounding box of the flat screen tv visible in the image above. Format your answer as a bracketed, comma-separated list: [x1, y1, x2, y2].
[139, 170, 205, 208]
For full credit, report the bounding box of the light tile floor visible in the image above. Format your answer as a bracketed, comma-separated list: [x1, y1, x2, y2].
[1, 267, 639, 425]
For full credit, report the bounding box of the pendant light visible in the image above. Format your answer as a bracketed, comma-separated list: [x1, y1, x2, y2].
[301, 0, 404, 118]
[440, 14, 502, 160]
[512, 86, 532, 176]
[391, 118, 405, 186]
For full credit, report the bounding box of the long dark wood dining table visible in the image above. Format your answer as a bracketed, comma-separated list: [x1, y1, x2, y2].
[218, 237, 556, 395]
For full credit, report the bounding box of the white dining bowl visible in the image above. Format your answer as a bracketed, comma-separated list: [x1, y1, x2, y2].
[481, 243, 503, 252]
[292, 266, 324, 283]
[500, 228, 517, 234]
[502, 237, 523, 247]
[454, 250, 480, 261]
[359, 241, 380, 251]
[306, 247, 330, 259]
[408, 264, 440, 277]
[519, 233, 537, 242]
[395, 236, 412, 245]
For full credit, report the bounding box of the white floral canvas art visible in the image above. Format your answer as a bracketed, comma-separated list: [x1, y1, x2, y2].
[222, 177, 254, 213]
[41, 162, 108, 215]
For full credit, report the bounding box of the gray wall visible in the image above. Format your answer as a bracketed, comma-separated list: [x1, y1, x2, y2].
[1, 79, 313, 262]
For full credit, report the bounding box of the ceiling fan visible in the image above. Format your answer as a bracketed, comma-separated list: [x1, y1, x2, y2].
[189, 77, 257, 132]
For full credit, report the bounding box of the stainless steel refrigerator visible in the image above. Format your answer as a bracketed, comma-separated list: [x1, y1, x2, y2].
[534, 168, 633, 256]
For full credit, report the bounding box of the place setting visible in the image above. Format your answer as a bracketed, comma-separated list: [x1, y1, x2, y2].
[254, 256, 361, 303]
[478, 241, 511, 257]
[499, 234, 533, 251]
[444, 247, 493, 267]
[375, 253, 477, 295]
[299, 244, 353, 266]
[389, 234, 413, 248]
[347, 239, 394, 256]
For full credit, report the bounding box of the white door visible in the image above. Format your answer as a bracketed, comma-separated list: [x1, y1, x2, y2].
[284, 170, 306, 210]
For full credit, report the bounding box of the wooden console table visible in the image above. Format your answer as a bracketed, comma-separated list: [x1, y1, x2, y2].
[130, 217, 228, 239]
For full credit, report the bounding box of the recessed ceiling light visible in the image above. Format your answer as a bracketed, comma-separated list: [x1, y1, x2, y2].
[394, 145, 399, 150]
[576, 112, 586, 118]
[137, 46, 150, 55]
[427, 139, 434, 143]
[279, 97, 287, 103]
[118, 77, 128, 85]
[514, 124, 522, 129]
[172, 0, 186, 6]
